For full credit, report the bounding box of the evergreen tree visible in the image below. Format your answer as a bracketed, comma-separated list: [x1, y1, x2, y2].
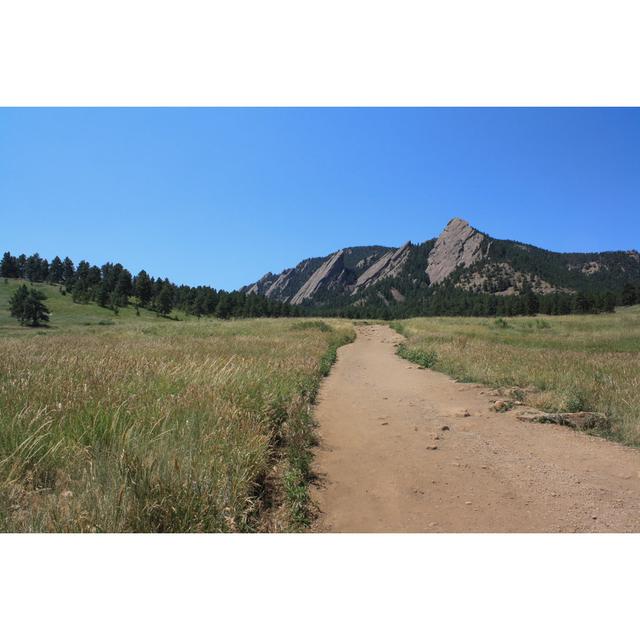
[25, 253, 43, 281]
[72, 280, 88, 303]
[48, 256, 64, 283]
[114, 269, 133, 306]
[9, 285, 50, 327]
[95, 281, 111, 307]
[215, 292, 233, 319]
[621, 282, 637, 306]
[75, 260, 91, 285]
[109, 291, 121, 314]
[134, 270, 153, 307]
[602, 291, 617, 313]
[524, 289, 540, 315]
[156, 283, 174, 316]
[8, 284, 28, 317]
[62, 257, 75, 284]
[16, 254, 27, 278]
[0, 252, 18, 278]
[101, 262, 123, 293]
[573, 292, 591, 314]
[41, 258, 49, 281]
[88, 265, 102, 287]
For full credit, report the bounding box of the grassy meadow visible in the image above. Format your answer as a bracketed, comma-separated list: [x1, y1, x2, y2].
[392, 306, 640, 445]
[4, 275, 640, 530]
[0, 280, 354, 532]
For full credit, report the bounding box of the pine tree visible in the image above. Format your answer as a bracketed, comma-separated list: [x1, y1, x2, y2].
[525, 289, 540, 315]
[95, 281, 111, 307]
[75, 260, 91, 284]
[16, 254, 27, 278]
[62, 257, 75, 285]
[215, 292, 233, 319]
[574, 292, 590, 314]
[8, 284, 28, 318]
[134, 270, 153, 307]
[72, 280, 90, 304]
[25, 253, 43, 281]
[48, 256, 64, 283]
[41, 259, 49, 282]
[621, 282, 637, 306]
[602, 291, 617, 313]
[9, 285, 50, 327]
[0, 252, 18, 278]
[114, 269, 133, 306]
[156, 283, 174, 316]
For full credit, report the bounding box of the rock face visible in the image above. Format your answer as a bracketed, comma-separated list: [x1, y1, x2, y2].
[264, 268, 295, 298]
[352, 242, 411, 294]
[243, 245, 399, 305]
[426, 218, 488, 285]
[245, 269, 298, 299]
[290, 250, 351, 304]
[245, 273, 275, 296]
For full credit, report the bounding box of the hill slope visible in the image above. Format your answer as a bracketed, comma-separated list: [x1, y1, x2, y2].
[0, 279, 166, 334]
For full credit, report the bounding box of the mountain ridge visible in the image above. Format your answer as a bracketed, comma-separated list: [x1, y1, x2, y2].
[243, 218, 640, 313]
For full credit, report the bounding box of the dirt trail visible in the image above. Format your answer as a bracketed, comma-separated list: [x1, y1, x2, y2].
[311, 324, 640, 532]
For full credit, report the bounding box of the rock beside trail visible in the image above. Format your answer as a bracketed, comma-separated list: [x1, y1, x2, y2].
[517, 410, 610, 431]
[492, 399, 513, 412]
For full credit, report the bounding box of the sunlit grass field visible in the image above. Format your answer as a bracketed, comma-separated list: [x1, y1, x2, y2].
[0, 278, 180, 331]
[392, 306, 640, 445]
[0, 293, 354, 531]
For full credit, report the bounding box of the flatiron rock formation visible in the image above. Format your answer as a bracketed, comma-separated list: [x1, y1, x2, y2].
[425, 218, 488, 285]
[243, 217, 640, 309]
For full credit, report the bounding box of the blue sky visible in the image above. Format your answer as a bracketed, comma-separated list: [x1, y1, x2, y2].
[1, 108, 638, 290]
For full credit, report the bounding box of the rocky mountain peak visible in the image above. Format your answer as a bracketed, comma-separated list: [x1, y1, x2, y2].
[426, 217, 488, 285]
[446, 217, 472, 230]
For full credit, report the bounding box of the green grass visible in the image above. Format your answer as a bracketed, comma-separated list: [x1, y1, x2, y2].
[391, 306, 640, 445]
[0, 282, 354, 531]
[0, 278, 179, 334]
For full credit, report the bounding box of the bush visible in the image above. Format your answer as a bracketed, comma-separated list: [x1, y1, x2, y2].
[291, 320, 331, 333]
[397, 344, 438, 368]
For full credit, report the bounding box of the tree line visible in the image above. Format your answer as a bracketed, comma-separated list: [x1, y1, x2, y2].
[2, 250, 299, 320]
[307, 282, 639, 321]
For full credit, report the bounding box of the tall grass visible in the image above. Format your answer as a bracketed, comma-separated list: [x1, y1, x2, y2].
[392, 306, 640, 445]
[0, 318, 354, 532]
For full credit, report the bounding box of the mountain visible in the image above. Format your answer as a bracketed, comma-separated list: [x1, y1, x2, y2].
[243, 218, 640, 314]
[245, 245, 391, 303]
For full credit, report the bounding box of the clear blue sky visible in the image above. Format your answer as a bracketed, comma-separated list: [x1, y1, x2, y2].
[1, 108, 638, 290]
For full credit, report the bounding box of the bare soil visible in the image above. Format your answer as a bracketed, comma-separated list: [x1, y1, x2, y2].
[311, 324, 640, 532]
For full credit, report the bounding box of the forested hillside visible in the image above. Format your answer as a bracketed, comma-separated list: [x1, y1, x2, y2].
[1, 251, 298, 320]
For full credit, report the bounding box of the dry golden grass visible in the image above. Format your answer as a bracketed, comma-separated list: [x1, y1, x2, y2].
[0, 318, 354, 532]
[392, 306, 640, 445]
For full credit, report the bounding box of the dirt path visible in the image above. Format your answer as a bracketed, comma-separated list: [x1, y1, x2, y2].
[311, 324, 640, 532]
